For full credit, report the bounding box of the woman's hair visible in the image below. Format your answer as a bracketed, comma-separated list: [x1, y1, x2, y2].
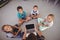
[17, 6, 23, 11]
[26, 33, 37, 40]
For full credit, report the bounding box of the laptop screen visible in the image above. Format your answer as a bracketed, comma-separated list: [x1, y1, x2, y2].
[26, 24, 34, 29]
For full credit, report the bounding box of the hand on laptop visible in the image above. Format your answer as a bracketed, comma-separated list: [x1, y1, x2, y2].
[35, 26, 38, 32]
[35, 26, 42, 36]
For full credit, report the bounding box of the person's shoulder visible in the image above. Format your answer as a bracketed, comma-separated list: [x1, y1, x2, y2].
[17, 12, 20, 14]
[23, 11, 26, 14]
[17, 12, 20, 16]
[31, 10, 33, 12]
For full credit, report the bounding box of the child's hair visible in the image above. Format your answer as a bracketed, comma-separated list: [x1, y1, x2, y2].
[2, 25, 12, 32]
[17, 6, 23, 11]
[48, 14, 54, 18]
[33, 5, 38, 8]
[26, 33, 37, 40]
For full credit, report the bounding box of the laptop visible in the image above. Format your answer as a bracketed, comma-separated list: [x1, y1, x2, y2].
[26, 24, 35, 33]
[25, 24, 37, 37]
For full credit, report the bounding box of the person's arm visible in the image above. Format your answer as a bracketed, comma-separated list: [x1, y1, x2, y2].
[24, 11, 26, 17]
[35, 26, 42, 36]
[44, 21, 53, 27]
[31, 10, 33, 15]
[13, 28, 21, 37]
[17, 13, 23, 21]
[22, 11, 27, 19]
[12, 26, 21, 37]
[38, 23, 43, 27]
[13, 25, 21, 29]
[36, 11, 40, 17]
[23, 27, 26, 40]
[17, 13, 21, 19]
[42, 18, 48, 27]
[36, 14, 40, 18]
[38, 18, 44, 25]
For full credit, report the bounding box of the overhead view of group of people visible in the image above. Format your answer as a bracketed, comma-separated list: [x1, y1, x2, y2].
[2, 5, 54, 40]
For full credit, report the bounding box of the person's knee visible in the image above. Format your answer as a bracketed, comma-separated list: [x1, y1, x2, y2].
[19, 20, 24, 24]
[26, 17, 31, 20]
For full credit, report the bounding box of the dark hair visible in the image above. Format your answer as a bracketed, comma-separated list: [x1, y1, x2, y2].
[33, 5, 38, 8]
[17, 6, 23, 11]
[48, 14, 54, 18]
[26, 33, 37, 40]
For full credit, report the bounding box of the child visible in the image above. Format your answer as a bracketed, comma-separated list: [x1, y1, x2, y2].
[38, 14, 54, 31]
[2, 24, 24, 38]
[30, 5, 40, 19]
[17, 6, 31, 25]
[43, 14, 54, 27]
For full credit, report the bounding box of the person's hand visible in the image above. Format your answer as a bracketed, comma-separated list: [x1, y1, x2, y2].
[45, 24, 48, 27]
[25, 20, 28, 22]
[35, 26, 38, 32]
[44, 19, 46, 22]
[38, 23, 42, 26]
[24, 27, 27, 34]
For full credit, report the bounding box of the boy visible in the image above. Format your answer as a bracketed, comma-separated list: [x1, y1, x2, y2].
[17, 6, 31, 25]
[30, 5, 40, 19]
[38, 14, 54, 31]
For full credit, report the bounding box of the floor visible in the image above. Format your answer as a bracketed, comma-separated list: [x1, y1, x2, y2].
[0, 0, 60, 40]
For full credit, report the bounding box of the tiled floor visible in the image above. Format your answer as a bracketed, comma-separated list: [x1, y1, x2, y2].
[0, 0, 60, 40]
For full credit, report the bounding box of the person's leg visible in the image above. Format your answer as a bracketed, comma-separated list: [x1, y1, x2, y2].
[25, 16, 31, 22]
[33, 14, 40, 19]
[31, 14, 38, 19]
[22, 28, 27, 40]
[16, 31, 24, 38]
[37, 14, 40, 18]
[18, 19, 25, 26]
[36, 14, 39, 18]
[31, 14, 36, 19]
[33, 15, 37, 19]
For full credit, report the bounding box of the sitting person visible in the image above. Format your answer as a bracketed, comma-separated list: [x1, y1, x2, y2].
[38, 14, 54, 31]
[22, 27, 45, 40]
[17, 6, 31, 26]
[30, 5, 40, 19]
[2, 24, 24, 38]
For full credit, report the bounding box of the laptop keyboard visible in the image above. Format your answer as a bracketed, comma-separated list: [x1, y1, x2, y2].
[27, 29, 35, 33]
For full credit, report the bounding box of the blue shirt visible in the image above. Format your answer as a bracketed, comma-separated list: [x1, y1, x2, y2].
[17, 11, 26, 19]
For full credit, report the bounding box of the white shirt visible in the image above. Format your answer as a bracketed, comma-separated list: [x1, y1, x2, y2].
[31, 10, 39, 15]
[46, 21, 53, 27]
